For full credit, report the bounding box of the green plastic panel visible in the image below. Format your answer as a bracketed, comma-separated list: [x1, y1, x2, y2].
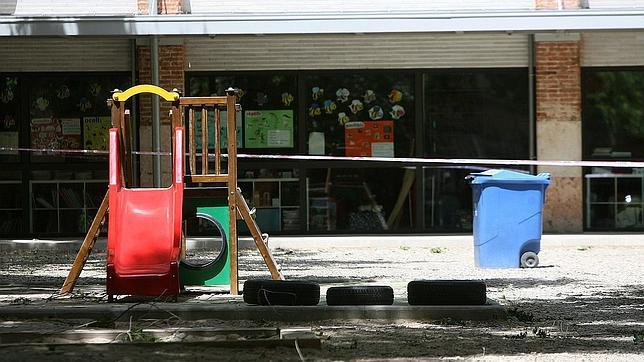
[179, 198, 231, 287]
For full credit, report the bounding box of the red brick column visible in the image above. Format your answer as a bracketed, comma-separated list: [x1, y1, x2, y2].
[535, 36, 583, 232]
[138, 0, 183, 14]
[535, 0, 581, 9]
[137, 44, 186, 186]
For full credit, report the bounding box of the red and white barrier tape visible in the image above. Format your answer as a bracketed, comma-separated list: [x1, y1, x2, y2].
[2, 146, 644, 168]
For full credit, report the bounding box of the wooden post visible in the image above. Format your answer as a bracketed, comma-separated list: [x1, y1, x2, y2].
[171, 98, 185, 260]
[201, 107, 208, 175]
[214, 107, 221, 175]
[122, 109, 133, 186]
[226, 88, 239, 295]
[189, 108, 196, 175]
[110, 99, 126, 187]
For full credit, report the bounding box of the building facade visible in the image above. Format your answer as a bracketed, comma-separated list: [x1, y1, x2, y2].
[0, 0, 643, 237]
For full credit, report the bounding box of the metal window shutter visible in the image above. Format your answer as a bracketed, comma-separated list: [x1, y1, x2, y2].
[582, 32, 644, 66]
[186, 33, 528, 71]
[0, 38, 131, 72]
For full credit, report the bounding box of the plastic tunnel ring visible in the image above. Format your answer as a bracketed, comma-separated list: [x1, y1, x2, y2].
[179, 212, 228, 271]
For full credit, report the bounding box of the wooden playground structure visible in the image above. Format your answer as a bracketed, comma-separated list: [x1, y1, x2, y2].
[59, 84, 284, 298]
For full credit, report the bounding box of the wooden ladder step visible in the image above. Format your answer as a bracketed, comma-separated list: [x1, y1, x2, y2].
[185, 174, 229, 183]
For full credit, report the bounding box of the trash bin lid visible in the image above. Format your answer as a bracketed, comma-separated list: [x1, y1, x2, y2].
[467, 169, 551, 185]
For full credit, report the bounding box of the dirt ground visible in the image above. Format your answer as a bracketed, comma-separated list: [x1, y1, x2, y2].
[0, 234, 643, 361]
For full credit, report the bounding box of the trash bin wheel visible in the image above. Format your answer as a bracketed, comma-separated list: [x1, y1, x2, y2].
[242, 279, 320, 306]
[520, 251, 539, 268]
[326, 286, 394, 306]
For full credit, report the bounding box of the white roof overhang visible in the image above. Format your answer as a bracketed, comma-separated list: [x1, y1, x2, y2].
[1, 10, 644, 37]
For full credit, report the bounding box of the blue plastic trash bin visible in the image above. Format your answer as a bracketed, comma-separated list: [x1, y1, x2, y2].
[467, 169, 550, 268]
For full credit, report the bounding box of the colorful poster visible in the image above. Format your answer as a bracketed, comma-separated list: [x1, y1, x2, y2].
[195, 110, 242, 149]
[244, 110, 294, 148]
[0, 131, 18, 155]
[31, 117, 82, 150]
[83, 116, 111, 151]
[31, 118, 61, 149]
[344, 120, 394, 157]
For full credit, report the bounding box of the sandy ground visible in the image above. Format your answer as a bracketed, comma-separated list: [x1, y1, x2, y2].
[0, 234, 643, 361]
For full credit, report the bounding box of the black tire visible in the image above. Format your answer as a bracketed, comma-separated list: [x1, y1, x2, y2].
[326, 286, 394, 306]
[243, 279, 320, 306]
[407, 280, 486, 305]
[520, 251, 539, 268]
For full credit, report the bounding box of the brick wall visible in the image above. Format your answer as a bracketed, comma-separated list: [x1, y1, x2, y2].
[534, 0, 582, 10]
[535, 39, 583, 232]
[535, 0, 581, 9]
[536, 41, 581, 123]
[137, 44, 186, 186]
[137, 45, 185, 126]
[137, 0, 183, 14]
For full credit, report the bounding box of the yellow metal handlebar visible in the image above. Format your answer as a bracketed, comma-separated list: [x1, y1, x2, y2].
[112, 84, 180, 102]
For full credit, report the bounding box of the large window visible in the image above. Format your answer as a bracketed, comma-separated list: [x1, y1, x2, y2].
[583, 69, 644, 161]
[425, 69, 529, 159]
[188, 71, 418, 233]
[423, 69, 530, 231]
[186, 69, 531, 234]
[582, 68, 644, 230]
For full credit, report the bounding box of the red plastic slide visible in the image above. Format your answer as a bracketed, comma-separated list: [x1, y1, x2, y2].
[106, 127, 184, 300]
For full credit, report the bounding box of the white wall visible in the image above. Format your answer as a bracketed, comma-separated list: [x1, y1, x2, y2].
[186, 0, 535, 14]
[587, 0, 644, 8]
[14, 0, 137, 16]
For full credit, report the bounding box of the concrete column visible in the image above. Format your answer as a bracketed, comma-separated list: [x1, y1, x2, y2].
[535, 33, 583, 232]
